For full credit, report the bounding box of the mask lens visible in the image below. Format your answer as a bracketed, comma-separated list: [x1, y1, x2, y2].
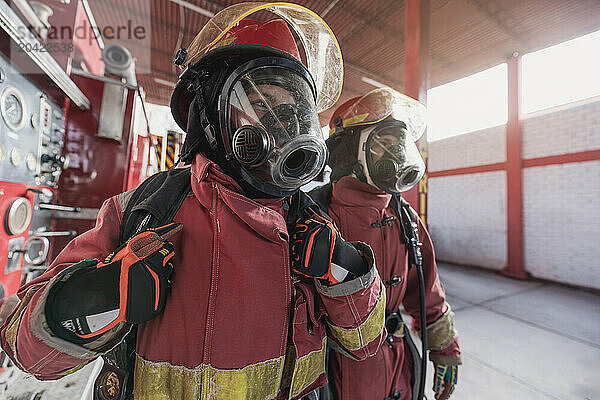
[224, 63, 327, 196]
[228, 67, 318, 143]
[363, 120, 425, 194]
[370, 133, 402, 162]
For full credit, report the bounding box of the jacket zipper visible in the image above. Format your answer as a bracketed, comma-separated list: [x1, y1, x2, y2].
[203, 183, 220, 368]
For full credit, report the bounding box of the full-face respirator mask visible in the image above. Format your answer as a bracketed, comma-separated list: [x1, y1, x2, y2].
[218, 57, 327, 197]
[357, 119, 425, 194]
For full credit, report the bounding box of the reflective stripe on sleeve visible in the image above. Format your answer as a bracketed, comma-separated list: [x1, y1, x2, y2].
[327, 288, 386, 351]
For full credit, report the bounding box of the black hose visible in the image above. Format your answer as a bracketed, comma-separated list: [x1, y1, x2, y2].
[415, 260, 427, 400]
[398, 198, 427, 400]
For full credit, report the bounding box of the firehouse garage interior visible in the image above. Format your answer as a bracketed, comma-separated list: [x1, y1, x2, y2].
[0, 0, 599, 399]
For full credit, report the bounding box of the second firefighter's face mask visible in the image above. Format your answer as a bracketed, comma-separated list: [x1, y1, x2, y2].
[219, 59, 327, 197]
[357, 119, 425, 194]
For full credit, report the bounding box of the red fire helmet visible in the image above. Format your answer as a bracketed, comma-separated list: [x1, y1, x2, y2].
[170, 2, 343, 131]
[328, 88, 427, 141]
[201, 19, 301, 63]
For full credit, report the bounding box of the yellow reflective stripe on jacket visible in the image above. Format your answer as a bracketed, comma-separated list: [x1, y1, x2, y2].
[426, 304, 458, 351]
[327, 289, 386, 351]
[289, 336, 327, 399]
[133, 354, 285, 400]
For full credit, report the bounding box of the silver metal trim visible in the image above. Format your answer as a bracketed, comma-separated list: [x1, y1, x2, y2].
[71, 68, 138, 89]
[50, 207, 99, 220]
[10, 0, 46, 32]
[10, 147, 23, 166]
[34, 230, 77, 237]
[80, 0, 104, 49]
[0, 1, 90, 110]
[38, 203, 81, 212]
[97, 82, 127, 140]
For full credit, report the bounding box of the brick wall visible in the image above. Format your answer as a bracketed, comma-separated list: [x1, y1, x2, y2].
[429, 124, 506, 171]
[522, 99, 600, 159]
[429, 171, 507, 269]
[428, 124, 507, 269]
[523, 161, 600, 288]
[428, 98, 600, 289]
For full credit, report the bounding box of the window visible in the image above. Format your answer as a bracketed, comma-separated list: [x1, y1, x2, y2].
[522, 29, 600, 114]
[427, 63, 507, 142]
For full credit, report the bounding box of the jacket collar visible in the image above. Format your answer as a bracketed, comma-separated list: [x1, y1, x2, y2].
[331, 176, 392, 211]
[190, 153, 288, 242]
[190, 153, 244, 193]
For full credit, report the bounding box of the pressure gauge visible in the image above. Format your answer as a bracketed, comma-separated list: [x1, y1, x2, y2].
[5, 197, 32, 235]
[1, 87, 27, 131]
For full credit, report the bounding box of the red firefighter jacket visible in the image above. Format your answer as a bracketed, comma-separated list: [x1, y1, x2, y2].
[0, 155, 386, 400]
[325, 176, 461, 400]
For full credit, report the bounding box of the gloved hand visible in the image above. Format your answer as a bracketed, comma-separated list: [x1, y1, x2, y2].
[290, 208, 366, 285]
[433, 363, 458, 400]
[46, 222, 182, 343]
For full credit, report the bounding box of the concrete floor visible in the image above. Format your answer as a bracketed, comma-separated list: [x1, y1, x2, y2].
[2, 262, 599, 399]
[420, 262, 600, 400]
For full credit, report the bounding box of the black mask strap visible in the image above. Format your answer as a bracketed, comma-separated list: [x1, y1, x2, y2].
[178, 97, 205, 165]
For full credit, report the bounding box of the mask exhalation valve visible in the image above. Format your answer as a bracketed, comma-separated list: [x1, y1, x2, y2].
[283, 148, 316, 178]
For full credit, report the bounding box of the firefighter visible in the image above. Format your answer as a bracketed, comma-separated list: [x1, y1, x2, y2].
[310, 88, 461, 400]
[0, 4, 386, 399]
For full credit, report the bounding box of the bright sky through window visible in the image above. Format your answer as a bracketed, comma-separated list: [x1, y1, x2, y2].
[522, 29, 600, 114]
[426, 29, 600, 142]
[426, 64, 507, 142]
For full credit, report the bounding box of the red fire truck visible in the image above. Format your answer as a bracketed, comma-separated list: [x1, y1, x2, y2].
[0, 0, 156, 326]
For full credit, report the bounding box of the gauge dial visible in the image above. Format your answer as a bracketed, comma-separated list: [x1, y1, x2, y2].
[5, 197, 32, 235]
[4, 94, 23, 124]
[1, 87, 27, 131]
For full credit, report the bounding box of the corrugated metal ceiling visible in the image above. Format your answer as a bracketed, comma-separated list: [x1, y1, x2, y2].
[89, 0, 600, 125]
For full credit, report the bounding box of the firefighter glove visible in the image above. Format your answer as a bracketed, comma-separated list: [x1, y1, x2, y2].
[46, 222, 182, 344]
[433, 363, 458, 400]
[290, 208, 367, 285]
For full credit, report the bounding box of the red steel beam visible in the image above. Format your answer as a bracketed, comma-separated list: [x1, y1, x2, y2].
[403, 0, 431, 225]
[428, 149, 600, 178]
[503, 55, 528, 280]
[429, 162, 506, 178]
[523, 149, 600, 168]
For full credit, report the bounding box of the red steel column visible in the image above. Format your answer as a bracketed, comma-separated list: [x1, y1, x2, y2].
[503, 55, 528, 279]
[404, 0, 430, 224]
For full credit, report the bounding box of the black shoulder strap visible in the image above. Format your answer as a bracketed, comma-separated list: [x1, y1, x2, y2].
[119, 168, 192, 243]
[98, 168, 191, 400]
[306, 183, 333, 214]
